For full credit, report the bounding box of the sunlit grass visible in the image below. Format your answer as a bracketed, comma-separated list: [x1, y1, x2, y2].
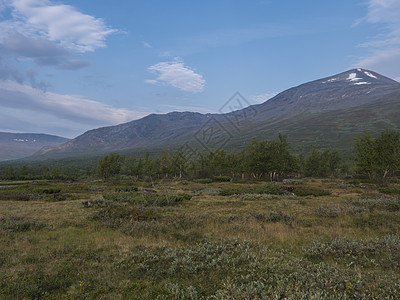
[0, 179, 399, 298]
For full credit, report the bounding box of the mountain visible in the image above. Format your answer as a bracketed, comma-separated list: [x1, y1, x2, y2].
[34, 68, 400, 159]
[0, 133, 69, 161]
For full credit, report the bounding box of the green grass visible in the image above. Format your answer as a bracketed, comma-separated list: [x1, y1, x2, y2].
[0, 179, 399, 298]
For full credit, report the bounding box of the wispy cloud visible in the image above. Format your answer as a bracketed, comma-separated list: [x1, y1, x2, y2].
[0, 80, 147, 127]
[146, 58, 205, 93]
[354, 0, 400, 78]
[142, 41, 152, 48]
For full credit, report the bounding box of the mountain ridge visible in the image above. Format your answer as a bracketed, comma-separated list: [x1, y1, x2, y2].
[0, 132, 69, 161]
[31, 68, 400, 159]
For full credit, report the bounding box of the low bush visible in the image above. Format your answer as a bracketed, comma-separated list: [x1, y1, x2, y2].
[248, 211, 294, 224]
[293, 186, 331, 197]
[194, 187, 221, 196]
[321, 178, 341, 183]
[304, 235, 400, 270]
[0, 216, 49, 233]
[103, 193, 191, 206]
[237, 193, 298, 201]
[283, 179, 306, 185]
[0, 190, 46, 201]
[114, 239, 400, 298]
[346, 197, 400, 211]
[193, 178, 213, 184]
[351, 212, 400, 230]
[32, 187, 62, 194]
[214, 176, 231, 182]
[379, 186, 400, 195]
[219, 185, 283, 196]
[114, 186, 138, 192]
[315, 205, 368, 218]
[338, 183, 356, 189]
[91, 203, 159, 228]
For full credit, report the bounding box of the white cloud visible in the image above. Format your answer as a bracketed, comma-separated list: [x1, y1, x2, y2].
[354, 0, 400, 78]
[146, 59, 205, 93]
[251, 92, 277, 103]
[0, 80, 147, 127]
[0, 0, 115, 90]
[5, 0, 116, 53]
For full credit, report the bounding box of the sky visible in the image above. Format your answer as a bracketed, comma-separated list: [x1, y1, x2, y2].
[0, 0, 400, 138]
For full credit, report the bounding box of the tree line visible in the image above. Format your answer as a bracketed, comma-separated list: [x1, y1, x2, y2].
[98, 134, 342, 181]
[1, 130, 399, 183]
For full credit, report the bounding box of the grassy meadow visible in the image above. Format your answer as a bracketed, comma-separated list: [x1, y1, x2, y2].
[0, 178, 399, 299]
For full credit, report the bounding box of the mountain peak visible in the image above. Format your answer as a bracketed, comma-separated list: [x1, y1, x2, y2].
[26, 68, 400, 160]
[320, 68, 399, 86]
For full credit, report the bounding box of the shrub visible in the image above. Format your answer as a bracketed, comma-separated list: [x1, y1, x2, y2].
[214, 176, 231, 182]
[321, 178, 341, 183]
[194, 187, 221, 196]
[250, 211, 294, 224]
[304, 235, 400, 270]
[115, 186, 138, 192]
[0, 190, 46, 201]
[379, 186, 400, 195]
[338, 183, 355, 189]
[0, 216, 49, 233]
[219, 185, 283, 196]
[120, 220, 167, 238]
[114, 239, 400, 299]
[315, 205, 368, 218]
[32, 188, 62, 194]
[347, 197, 400, 211]
[91, 203, 159, 228]
[283, 179, 306, 185]
[293, 186, 331, 197]
[352, 212, 400, 230]
[193, 178, 213, 184]
[238, 193, 298, 201]
[82, 199, 113, 208]
[103, 193, 192, 207]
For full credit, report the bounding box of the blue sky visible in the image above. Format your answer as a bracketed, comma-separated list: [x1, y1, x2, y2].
[0, 0, 400, 138]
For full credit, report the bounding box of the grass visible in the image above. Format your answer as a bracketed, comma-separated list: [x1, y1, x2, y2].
[0, 178, 399, 298]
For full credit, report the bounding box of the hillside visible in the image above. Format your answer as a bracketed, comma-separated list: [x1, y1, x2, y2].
[33, 68, 400, 159]
[0, 133, 69, 161]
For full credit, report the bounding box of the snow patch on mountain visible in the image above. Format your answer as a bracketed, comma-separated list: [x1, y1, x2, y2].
[364, 71, 378, 79]
[322, 78, 339, 84]
[347, 73, 362, 82]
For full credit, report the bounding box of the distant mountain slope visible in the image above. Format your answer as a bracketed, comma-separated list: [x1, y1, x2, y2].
[37, 112, 212, 155]
[0, 133, 69, 161]
[33, 68, 400, 159]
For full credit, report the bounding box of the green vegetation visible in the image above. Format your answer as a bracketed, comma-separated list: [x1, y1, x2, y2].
[1, 177, 400, 298]
[354, 130, 400, 183]
[292, 186, 331, 197]
[219, 184, 283, 196]
[1, 130, 400, 298]
[1, 131, 400, 185]
[102, 192, 191, 206]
